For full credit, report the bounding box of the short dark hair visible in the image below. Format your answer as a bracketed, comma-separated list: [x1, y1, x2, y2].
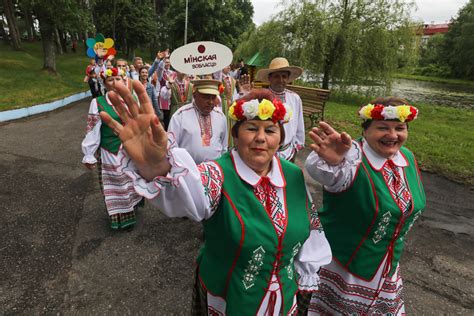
[361, 96, 410, 130]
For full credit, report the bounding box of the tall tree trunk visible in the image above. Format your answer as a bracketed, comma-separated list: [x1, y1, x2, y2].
[19, 2, 35, 41]
[36, 14, 57, 73]
[0, 16, 9, 44]
[23, 5, 35, 41]
[322, 0, 351, 90]
[59, 29, 68, 53]
[41, 30, 57, 73]
[3, 0, 22, 50]
[54, 28, 63, 55]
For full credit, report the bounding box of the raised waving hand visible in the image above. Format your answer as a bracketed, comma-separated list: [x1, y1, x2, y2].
[99, 81, 170, 181]
[308, 121, 352, 166]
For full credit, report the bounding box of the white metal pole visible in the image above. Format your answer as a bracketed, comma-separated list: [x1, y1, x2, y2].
[184, 0, 189, 45]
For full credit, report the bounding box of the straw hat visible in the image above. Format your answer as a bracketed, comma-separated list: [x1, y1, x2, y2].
[191, 79, 221, 96]
[256, 57, 303, 82]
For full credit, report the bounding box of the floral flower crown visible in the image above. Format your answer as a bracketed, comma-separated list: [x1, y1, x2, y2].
[229, 98, 292, 124]
[100, 67, 125, 80]
[358, 103, 419, 123]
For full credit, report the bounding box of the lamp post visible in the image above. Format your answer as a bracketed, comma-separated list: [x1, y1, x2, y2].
[184, 0, 189, 45]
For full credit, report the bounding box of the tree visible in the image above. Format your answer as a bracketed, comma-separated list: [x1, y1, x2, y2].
[443, 0, 474, 79]
[93, 0, 158, 58]
[3, 0, 22, 49]
[233, 21, 286, 67]
[25, 0, 91, 73]
[236, 0, 418, 91]
[161, 0, 254, 50]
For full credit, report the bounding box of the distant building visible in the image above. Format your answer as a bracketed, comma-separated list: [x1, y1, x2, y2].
[420, 23, 450, 45]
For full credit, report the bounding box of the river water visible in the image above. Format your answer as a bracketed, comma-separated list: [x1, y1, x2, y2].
[391, 78, 474, 109]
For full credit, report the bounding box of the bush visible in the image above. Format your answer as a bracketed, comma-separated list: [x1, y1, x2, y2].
[413, 64, 452, 77]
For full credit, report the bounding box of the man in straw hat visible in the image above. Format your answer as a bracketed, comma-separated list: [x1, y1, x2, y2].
[256, 57, 305, 161]
[168, 78, 228, 164]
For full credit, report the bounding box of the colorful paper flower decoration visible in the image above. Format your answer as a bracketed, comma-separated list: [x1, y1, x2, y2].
[358, 104, 418, 122]
[86, 33, 116, 60]
[229, 98, 292, 124]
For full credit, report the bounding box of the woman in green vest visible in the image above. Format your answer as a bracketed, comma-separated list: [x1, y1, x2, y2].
[81, 67, 143, 230]
[99, 84, 332, 315]
[304, 97, 426, 315]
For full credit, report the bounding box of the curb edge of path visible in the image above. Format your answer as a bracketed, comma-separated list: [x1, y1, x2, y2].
[0, 90, 92, 122]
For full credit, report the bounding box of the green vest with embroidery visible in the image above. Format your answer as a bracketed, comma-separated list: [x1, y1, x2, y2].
[96, 96, 122, 154]
[170, 81, 193, 115]
[198, 153, 310, 315]
[320, 145, 426, 280]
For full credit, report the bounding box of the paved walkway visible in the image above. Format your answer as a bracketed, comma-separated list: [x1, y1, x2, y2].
[0, 98, 472, 314]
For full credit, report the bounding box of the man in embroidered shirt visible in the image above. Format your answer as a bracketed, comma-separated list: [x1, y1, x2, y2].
[168, 79, 228, 164]
[256, 57, 305, 161]
[160, 71, 193, 117]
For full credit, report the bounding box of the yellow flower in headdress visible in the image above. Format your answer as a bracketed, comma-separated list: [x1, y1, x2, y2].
[105, 68, 113, 77]
[359, 103, 375, 120]
[229, 103, 239, 121]
[397, 105, 411, 122]
[257, 99, 275, 121]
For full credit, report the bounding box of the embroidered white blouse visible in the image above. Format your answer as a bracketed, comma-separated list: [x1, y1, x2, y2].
[305, 139, 409, 193]
[168, 103, 228, 164]
[117, 144, 332, 314]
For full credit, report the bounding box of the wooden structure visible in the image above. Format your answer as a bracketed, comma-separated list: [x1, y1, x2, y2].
[253, 81, 331, 127]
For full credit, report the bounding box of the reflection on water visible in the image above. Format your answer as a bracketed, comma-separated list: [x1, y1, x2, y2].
[391, 79, 474, 109]
[324, 78, 474, 109]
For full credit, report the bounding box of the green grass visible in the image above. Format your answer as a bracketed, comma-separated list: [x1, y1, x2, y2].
[0, 42, 90, 111]
[311, 101, 474, 186]
[394, 73, 474, 87]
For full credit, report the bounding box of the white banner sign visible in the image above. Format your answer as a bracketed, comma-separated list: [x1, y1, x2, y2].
[170, 41, 233, 75]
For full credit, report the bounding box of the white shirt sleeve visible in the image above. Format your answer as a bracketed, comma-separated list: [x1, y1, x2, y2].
[81, 98, 101, 164]
[117, 145, 223, 222]
[304, 140, 363, 192]
[293, 187, 332, 291]
[167, 114, 181, 146]
[294, 95, 305, 149]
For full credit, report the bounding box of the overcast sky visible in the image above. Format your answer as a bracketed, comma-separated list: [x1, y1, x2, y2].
[251, 0, 470, 26]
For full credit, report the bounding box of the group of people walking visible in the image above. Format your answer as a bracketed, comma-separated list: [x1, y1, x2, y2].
[81, 49, 426, 315]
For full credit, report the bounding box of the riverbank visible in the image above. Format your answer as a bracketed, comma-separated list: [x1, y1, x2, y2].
[394, 73, 474, 87]
[322, 101, 474, 186]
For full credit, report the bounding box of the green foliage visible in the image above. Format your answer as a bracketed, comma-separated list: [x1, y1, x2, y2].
[236, 0, 418, 90]
[93, 0, 158, 54]
[418, 34, 446, 67]
[233, 20, 286, 66]
[413, 64, 452, 77]
[24, 0, 92, 34]
[160, 0, 254, 50]
[443, 0, 474, 79]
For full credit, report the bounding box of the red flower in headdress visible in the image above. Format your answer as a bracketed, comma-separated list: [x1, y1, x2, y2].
[271, 98, 286, 123]
[407, 106, 418, 122]
[234, 99, 245, 120]
[371, 104, 385, 120]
